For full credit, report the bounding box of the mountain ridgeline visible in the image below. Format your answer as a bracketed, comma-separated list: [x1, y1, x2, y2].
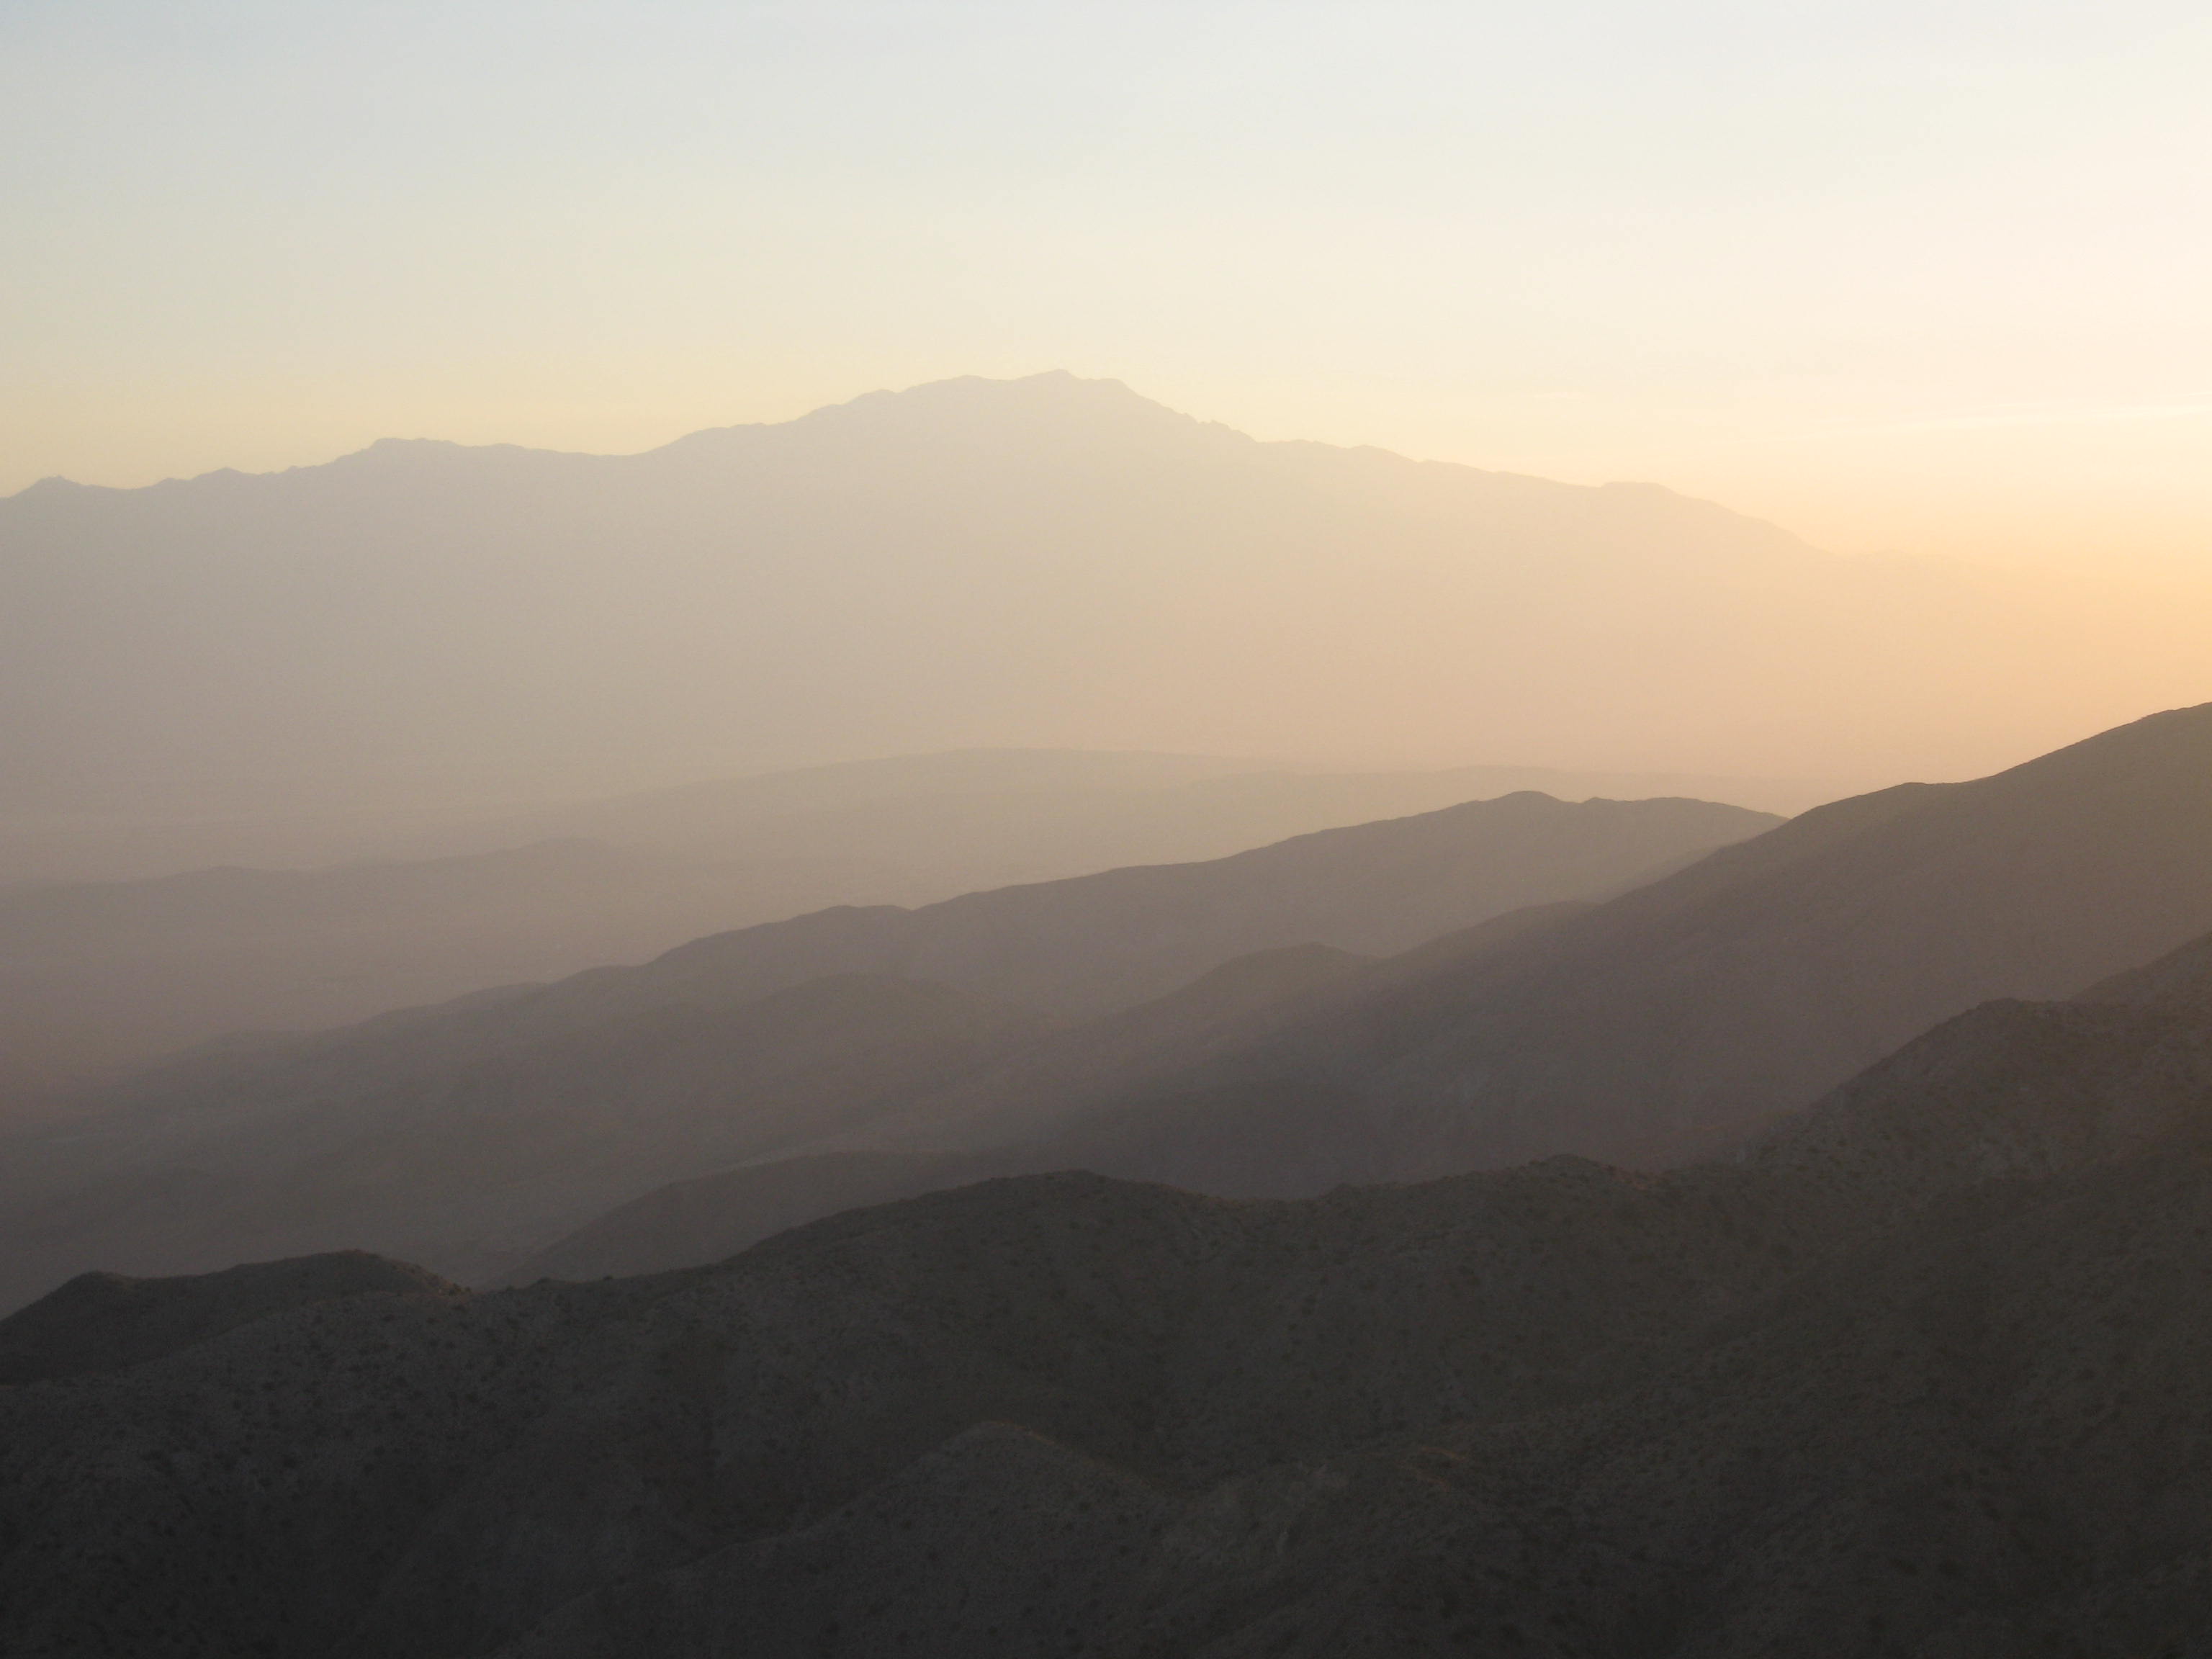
[6, 372, 2206, 830]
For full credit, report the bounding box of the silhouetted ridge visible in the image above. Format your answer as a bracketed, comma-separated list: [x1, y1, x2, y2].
[0, 1251, 459, 1385]
[12, 369, 2193, 850]
[2077, 924, 2212, 1013]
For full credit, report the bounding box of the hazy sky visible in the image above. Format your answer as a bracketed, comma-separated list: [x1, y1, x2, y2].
[6, 0, 2209, 565]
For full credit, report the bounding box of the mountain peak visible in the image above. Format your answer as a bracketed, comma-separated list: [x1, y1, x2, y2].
[12, 475, 89, 500]
[786, 369, 1205, 436]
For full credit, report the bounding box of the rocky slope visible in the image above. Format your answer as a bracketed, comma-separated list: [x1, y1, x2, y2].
[4, 925, 2212, 1655]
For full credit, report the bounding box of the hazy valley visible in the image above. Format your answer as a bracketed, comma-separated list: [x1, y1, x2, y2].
[0, 787, 1775, 1304]
[0, 747, 1824, 1104]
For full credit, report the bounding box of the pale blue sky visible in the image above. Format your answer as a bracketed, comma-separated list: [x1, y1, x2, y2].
[5, 0, 2209, 559]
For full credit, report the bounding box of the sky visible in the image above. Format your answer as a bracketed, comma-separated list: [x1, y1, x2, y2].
[5, 0, 2210, 566]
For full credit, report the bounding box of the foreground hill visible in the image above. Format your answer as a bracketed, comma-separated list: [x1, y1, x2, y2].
[0, 791, 1763, 1308]
[4, 927, 2212, 1655]
[517, 701, 2212, 1279]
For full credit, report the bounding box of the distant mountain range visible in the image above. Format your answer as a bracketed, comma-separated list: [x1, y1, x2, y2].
[6, 372, 2203, 830]
[0, 790, 1771, 1305]
[0, 742, 1843, 886]
[6, 907, 2212, 1655]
